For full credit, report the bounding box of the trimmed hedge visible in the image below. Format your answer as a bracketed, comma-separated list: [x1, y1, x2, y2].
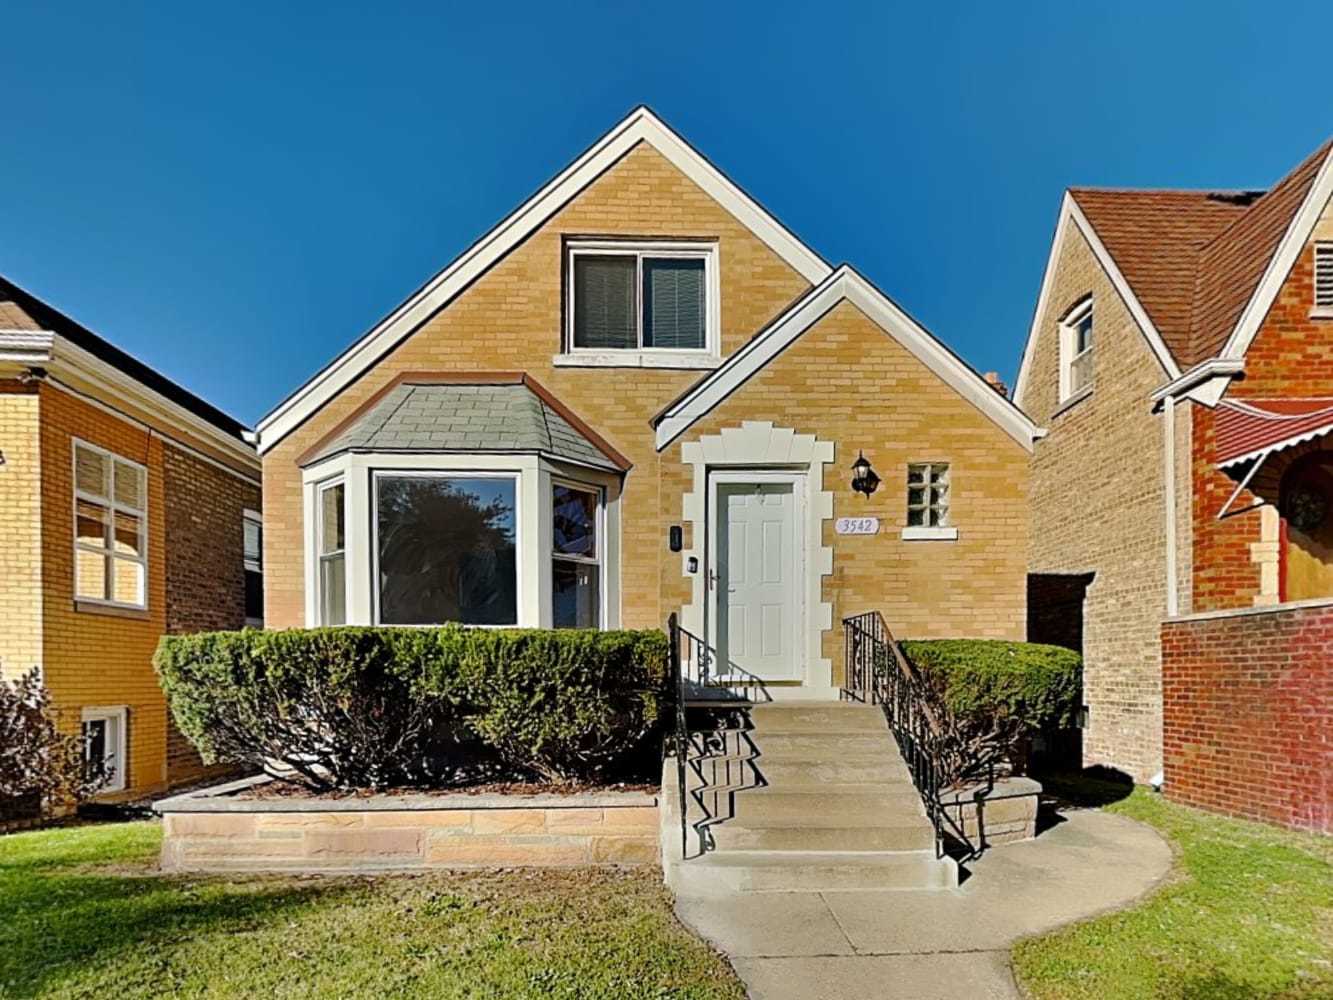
[155, 626, 670, 791]
[900, 639, 1081, 734]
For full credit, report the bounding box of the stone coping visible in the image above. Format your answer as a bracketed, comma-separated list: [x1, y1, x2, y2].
[938, 776, 1041, 807]
[154, 774, 659, 814]
[1165, 596, 1333, 624]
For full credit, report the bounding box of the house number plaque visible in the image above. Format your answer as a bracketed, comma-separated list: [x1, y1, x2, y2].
[835, 516, 879, 536]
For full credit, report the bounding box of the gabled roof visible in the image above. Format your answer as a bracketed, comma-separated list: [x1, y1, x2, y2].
[298, 372, 630, 472]
[1015, 138, 1333, 407]
[654, 265, 1041, 452]
[257, 106, 833, 454]
[302, 376, 626, 472]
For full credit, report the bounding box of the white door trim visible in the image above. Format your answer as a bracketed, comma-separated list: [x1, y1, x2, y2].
[706, 470, 807, 685]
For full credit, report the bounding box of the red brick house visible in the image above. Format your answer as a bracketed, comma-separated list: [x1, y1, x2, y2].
[1016, 139, 1333, 832]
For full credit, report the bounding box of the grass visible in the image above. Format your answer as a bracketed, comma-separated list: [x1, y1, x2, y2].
[0, 821, 744, 999]
[1013, 776, 1333, 1000]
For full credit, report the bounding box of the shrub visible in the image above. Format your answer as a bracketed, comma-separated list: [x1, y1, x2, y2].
[155, 626, 670, 791]
[1, 668, 106, 820]
[899, 639, 1081, 782]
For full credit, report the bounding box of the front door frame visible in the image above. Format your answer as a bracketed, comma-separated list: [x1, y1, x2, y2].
[706, 469, 807, 685]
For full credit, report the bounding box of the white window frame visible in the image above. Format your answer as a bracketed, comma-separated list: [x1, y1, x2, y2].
[81, 705, 127, 793]
[902, 462, 958, 541]
[242, 508, 263, 627]
[550, 478, 605, 628]
[1314, 243, 1333, 318]
[558, 239, 722, 368]
[315, 477, 346, 626]
[370, 469, 523, 628]
[1058, 298, 1094, 403]
[72, 438, 148, 611]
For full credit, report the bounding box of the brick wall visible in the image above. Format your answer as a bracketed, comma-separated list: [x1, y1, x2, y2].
[1022, 224, 1173, 782]
[262, 141, 813, 630]
[1191, 192, 1333, 612]
[0, 383, 43, 682]
[162, 443, 261, 785]
[663, 300, 1030, 685]
[1162, 601, 1333, 833]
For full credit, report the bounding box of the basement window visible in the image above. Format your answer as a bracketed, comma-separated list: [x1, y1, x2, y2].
[82, 706, 127, 792]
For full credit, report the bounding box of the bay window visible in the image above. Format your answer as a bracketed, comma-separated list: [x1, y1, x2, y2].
[552, 482, 601, 628]
[317, 479, 346, 626]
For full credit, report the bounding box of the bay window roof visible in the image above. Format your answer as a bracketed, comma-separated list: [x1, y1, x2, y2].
[301, 375, 629, 473]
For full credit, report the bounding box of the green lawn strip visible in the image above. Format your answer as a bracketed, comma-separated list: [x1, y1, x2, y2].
[1013, 782, 1333, 1000]
[1, 821, 744, 999]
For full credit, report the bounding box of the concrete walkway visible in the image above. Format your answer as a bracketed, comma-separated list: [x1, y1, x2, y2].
[675, 807, 1172, 1000]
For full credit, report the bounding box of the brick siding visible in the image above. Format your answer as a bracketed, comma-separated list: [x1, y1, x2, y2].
[1162, 602, 1333, 833]
[0, 384, 43, 682]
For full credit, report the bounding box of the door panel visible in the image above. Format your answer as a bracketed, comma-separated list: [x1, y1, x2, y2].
[715, 481, 800, 680]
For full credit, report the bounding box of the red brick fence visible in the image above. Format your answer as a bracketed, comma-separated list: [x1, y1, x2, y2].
[1162, 600, 1332, 834]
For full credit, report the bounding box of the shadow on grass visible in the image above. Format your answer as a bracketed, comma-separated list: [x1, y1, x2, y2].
[1032, 767, 1135, 835]
[0, 866, 353, 998]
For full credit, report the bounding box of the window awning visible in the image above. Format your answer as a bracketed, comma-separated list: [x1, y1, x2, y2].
[1214, 398, 1333, 517]
[300, 374, 630, 473]
[1216, 398, 1333, 469]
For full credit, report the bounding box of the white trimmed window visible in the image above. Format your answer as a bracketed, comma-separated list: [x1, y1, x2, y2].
[1058, 298, 1094, 402]
[551, 482, 602, 628]
[243, 509, 263, 626]
[82, 706, 127, 792]
[902, 463, 958, 541]
[317, 479, 346, 626]
[73, 440, 147, 609]
[1314, 244, 1333, 317]
[562, 240, 720, 365]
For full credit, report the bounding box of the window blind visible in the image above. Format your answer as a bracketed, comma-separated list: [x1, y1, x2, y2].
[644, 258, 706, 349]
[573, 255, 637, 349]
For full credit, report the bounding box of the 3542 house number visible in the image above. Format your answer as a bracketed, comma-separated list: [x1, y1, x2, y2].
[835, 516, 879, 536]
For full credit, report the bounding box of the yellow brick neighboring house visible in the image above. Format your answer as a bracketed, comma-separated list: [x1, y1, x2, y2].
[0, 276, 261, 800]
[256, 107, 1041, 698]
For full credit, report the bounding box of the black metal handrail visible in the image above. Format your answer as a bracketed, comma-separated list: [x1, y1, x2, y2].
[667, 613, 690, 861]
[842, 611, 989, 860]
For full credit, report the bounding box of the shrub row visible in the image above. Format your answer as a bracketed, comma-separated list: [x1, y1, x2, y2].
[154, 627, 670, 791]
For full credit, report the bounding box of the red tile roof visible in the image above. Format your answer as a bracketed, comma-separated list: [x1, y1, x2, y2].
[1070, 139, 1332, 369]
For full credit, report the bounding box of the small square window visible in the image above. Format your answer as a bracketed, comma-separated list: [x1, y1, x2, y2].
[906, 463, 950, 528]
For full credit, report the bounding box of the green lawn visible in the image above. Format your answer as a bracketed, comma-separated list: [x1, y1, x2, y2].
[1014, 778, 1333, 1000]
[0, 821, 743, 999]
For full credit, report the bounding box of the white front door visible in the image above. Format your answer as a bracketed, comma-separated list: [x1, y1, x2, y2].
[710, 476, 804, 682]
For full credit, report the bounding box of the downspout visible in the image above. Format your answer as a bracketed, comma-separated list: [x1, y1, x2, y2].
[1163, 393, 1178, 619]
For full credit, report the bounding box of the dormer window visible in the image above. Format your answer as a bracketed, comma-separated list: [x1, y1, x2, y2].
[1314, 244, 1333, 318]
[1059, 297, 1094, 403]
[560, 240, 720, 368]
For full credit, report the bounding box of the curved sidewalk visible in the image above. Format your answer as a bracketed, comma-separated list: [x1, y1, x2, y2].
[674, 807, 1172, 1000]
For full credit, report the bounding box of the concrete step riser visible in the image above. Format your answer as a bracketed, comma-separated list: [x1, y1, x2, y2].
[752, 760, 912, 785]
[746, 713, 887, 734]
[750, 734, 893, 755]
[667, 856, 957, 895]
[710, 825, 936, 852]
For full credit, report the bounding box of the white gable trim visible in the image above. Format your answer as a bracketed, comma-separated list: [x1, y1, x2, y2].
[1220, 147, 1333, 361]
[256, 107, 832, 454]
[1013, 193, 1181, 408]
[655, 266, 1042, 452]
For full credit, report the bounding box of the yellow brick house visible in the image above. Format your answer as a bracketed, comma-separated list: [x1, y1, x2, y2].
[256, 108, 1041, 698]
[0, 276, 261, 799]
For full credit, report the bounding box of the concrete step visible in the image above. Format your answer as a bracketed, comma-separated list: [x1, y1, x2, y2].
[709, 822, 936, 853]
[746, 704, 887, 733]
[736, 788, 926, 826]
[745, 732, 897, 757]
[667, 850, 958, 895]
[751, 757, 913, 786]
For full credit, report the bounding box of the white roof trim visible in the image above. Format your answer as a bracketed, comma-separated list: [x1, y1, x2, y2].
[1220, 146, 1333, 361]
[655, 266, 1042, 452]
[256, 106, 832, 454]
[1014, 192, 1182, 408]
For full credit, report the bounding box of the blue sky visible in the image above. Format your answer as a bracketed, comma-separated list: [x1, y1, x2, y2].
[2, 2, 1330, 425]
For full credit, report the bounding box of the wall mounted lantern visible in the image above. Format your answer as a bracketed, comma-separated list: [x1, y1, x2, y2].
[850, 451, 879, 497]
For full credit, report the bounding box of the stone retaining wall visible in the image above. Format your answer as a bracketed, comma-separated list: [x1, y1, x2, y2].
[939, 777, 1041, 847]
[156, 777, 660, 873]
